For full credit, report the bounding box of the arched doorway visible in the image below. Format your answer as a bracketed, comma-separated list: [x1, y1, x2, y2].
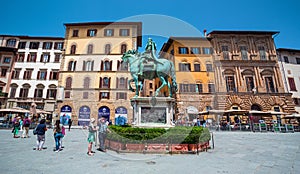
[98, 106, 110, 122]
[78, 106, 90, 126]
[251, 104, 262, 111]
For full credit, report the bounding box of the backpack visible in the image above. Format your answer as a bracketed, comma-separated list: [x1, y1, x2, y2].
[24, 119, 30, 127]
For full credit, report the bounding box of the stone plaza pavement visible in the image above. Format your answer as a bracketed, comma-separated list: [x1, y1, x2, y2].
[0, 128, 299, 174]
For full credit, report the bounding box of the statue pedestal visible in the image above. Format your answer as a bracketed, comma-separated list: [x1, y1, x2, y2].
[130, 97, 175, 128]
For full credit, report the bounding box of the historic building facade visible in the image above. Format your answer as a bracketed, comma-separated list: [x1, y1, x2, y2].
[5, 36, 64, 117]
[160, 37, 215, 123]
[57, 22, 142, 125]
[207, 31, 295, 123]
[0, 35, 18, 108]
[277, 48, 300, 113]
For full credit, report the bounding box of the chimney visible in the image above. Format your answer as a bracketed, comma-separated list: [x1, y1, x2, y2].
[204, 29, 207, 37]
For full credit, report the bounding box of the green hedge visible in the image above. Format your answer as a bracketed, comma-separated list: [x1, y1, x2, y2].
[107, 126, 211, 144]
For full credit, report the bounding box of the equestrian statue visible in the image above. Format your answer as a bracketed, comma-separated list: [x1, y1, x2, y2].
[121, 38, 177, 98]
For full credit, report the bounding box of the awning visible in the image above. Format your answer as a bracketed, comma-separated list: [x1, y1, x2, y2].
[224, 109, 248, 115]
[268, 111, 289, 115]
[249, 110, 269, 114]
[284, 113, 300, 119]
[0, 107, 30, 113]
[36, 109, 51, 114]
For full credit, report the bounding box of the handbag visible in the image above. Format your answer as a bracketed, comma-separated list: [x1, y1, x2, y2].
[33, 126, 38, 135]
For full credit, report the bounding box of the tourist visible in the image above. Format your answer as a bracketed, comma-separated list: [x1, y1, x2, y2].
[35, 119, 47, 150]
[68, 119, 72, 131]
[22, 116, 31, 138]
[12, 117, 21, 138]
[87, 118, 97, 156]
[97, 117, 110, 152]
[53, 120, 64, 152]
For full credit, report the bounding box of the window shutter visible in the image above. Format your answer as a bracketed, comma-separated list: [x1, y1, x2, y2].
[54, 89, 57, 99]
[11, 71, 15, 79]
[37, 71, 40, 79]
[34, 89, 37, 98]
[101, 61, 103, 71]
[46, 89, 49, 98]
[108, 77, 111, 88]
[91, 61, 94, 71]
[74, 61, 77, 71]
[47, 55, 50, 62]
[56, 72, 59, 80]
[125, 77, 128, 89]
[23, 72, 26, 79]
[49, 72, 53, 80]
[83, 61, 86, 71]
[99, 77, 102, 88]
[116, 78, 119, 88]
[40, 54, 43, 62]
[27, 54, 30, 62]
[117, 61, 120, 70]
[45, 72, 47, 80]
[107, 92, 110, 99]
[110, 61, 112, 71]
[19, 88, 23, 97]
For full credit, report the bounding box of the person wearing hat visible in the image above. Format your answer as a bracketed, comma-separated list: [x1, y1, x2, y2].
[87, 118, 97, 156]
[97, 117, 111, 152]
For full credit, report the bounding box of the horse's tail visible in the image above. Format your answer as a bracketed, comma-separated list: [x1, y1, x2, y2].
[169, 61, 178, 92]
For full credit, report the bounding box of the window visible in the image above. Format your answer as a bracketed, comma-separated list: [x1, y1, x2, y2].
[47, 88, 57, 99]
[100, 77, 110, 88]
[9, 86, 17, 98]
[83, 61, 94, 71]
[258, 46, 266, 60]
[49, 71, 59, 80]
[194, 63, 201, 72]
[293, 98, 299, 105]
[65, 91, 70, 98]
[18, 42, 26, 49]
[11, 69, 21, 79]
[121, 44, 127, 54]
[70, 45, 76, 54]
[118, 60, 128, 71]
[54, 54, 61, 62]
[179, 84, 189, 93]
[37, 70, 47, 80]
[87, 44, 93, 54]
[117, 77, 127, 89]
[196, 83, 203, 93]
[202, 47, 212, 54]
[178, 47, 188, 54]
[208, 84, 215, 93]
[27, 53, 37, 62]
[66, 77, 72, 89]
[226, 76, 236, 92]
[283, 56, 289, 63]
[40, 54, 50, 63]
[6, 39, 16, 47]
[34, 88, 44, 98]
[100, 92, 109, 99]
[240, 46, 248, 60]
[17, 53, 25, 62]
[190, 47, 200, 54]
[83, 77, 90, 88]
[116, 92, 127, 100]
[29, 42, 39, 49]
[54, 42, 63, 50]
[120, 29, 129, 36]
[206, 64, 213, 72]
[222, 46, 229, 60]
[1, 68, 7, 77]
[72, 30, 79, 37]
[3, 57, 11, 63]
[296, 58, 300, 64]
[83, 92, 89, 99]
[179, 63, 191, 71]
[87, 29, 97, 37]
[68, 61, 77, 71]
[274, 106, 280, 112]
[43, 42, 53, 49]
[102, 60, 112, 71]
[245, 77, 255, 92]
[23, 69, 33, 80]
[288, 77, 297, 91]
[104, 29, 114, 36]
[105, 44, 111, 54]
[19, 87, 29, 98]
[265, 77, 275, 93]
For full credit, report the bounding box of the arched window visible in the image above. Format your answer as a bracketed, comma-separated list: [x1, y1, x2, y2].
[83, 60, 94, 71]
[105, 44, 111, 54]
[87, 44, 93, 54]
[66, 77, 72, 89]
[34, 84, 45, 98]
[70, 45, 76, 54]
[68, 61, 76, 71]
[83, 77, 90, 88]
[102, 60, 112, 71]
[121, 44, 127, 54]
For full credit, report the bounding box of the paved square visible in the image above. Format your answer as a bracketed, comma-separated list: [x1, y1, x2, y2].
[0, 129, 299, 174]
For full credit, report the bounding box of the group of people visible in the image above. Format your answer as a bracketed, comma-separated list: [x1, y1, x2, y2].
[87, 117, 110, 156]
[11, 115, 110, 156]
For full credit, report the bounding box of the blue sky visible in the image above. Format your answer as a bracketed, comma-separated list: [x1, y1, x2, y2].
[1, 0, 300, 50]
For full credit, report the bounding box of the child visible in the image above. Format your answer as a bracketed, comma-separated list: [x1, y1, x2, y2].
[87, 118, 97, 156]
